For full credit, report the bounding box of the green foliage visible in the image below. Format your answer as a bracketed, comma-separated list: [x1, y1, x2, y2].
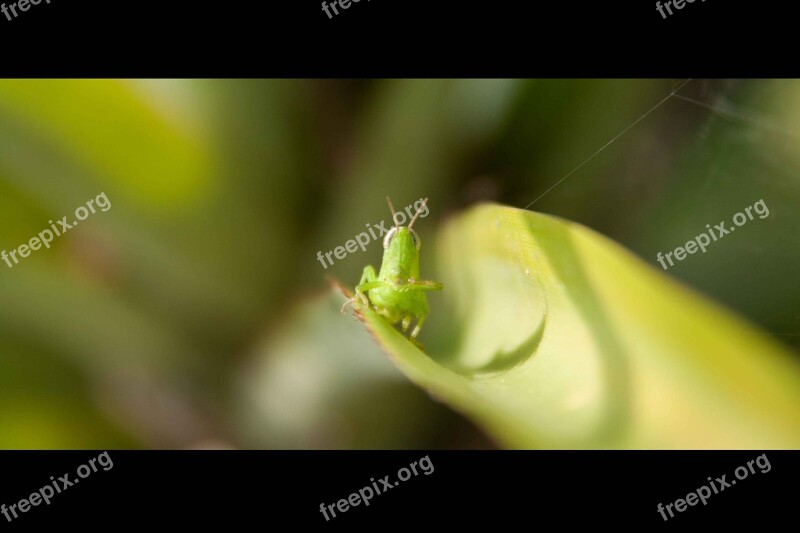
[2, 79, 799, 449]
[352, 204, 800, 448]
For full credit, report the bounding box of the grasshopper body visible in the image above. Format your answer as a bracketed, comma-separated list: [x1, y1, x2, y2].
[342, 197, 443, 341]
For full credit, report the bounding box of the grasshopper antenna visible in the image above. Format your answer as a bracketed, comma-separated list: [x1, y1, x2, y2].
[408, 198, 428, 230]
[386, 196, 399, 228]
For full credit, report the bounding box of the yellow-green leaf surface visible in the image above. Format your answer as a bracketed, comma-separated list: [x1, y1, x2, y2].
[351, 204, 800, 449]
[0, 80, 213, 208]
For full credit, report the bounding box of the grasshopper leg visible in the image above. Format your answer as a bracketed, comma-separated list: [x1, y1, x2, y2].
[406, 279, 444, 291]
[409, 314, 427, 340]
[341, 265, 386, 314]
[401, 315, 412, 332]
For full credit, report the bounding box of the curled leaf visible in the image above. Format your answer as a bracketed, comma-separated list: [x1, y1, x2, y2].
[340, 204, 800, 449]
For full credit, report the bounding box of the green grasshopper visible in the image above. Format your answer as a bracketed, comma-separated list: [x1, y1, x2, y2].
[341, 197, 443, 342]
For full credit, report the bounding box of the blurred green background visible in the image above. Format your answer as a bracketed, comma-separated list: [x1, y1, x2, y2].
[0, 79, 798, 449]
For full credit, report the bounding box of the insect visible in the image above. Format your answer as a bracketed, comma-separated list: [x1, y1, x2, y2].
[341, 197, 443, 343]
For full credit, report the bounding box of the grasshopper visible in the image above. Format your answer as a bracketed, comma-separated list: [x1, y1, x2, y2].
[341, 197, 443, 342]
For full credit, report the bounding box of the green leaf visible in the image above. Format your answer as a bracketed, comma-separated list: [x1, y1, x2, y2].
[0, 80, 213, 207]
[235, 289, 483, 449]
[345, 204, 800, 449]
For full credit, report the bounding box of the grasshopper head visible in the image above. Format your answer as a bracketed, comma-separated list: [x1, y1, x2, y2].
[383, 225, 420, 252]
[381, 226, 421, 280]
[380, 197, 428, 280]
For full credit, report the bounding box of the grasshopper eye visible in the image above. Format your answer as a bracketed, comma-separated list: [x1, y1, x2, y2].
[409, 229, 421, 251]
[383, 227, 398, 249]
